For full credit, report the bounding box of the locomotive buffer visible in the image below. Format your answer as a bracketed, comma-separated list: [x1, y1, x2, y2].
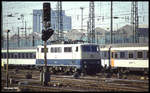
[41, 3, 54, 86]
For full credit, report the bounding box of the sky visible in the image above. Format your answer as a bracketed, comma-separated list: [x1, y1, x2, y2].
[2, 1, 149, 36]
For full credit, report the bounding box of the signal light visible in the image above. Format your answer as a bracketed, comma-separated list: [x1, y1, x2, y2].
[43, 3, 51, 22]
[42, 28, 54, 41]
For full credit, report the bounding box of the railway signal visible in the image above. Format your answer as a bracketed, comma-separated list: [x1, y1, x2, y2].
[42, 28, 54, 41]
[43, 3, 51, 22]
[41, 2, 53, 86]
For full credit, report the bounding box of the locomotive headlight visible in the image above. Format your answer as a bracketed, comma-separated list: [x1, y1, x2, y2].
[84, 65, 87, 68]
[97, 61, 100, 64]
[83, 61, 86, 64]
[74, 67, 77, 72]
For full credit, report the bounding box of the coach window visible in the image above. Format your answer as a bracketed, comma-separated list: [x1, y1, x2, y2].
[7, 53, 9, 58]
[12, 53, 14, 58]
[147, 51, 149, 58]
[32, 53, 35, 58]
[29, 53, 32, 58]
[106, 51, 109, 59]
[111, 52, 114, 58]
[41, 48, 48, 53]
[64, 47, 72, 52]
[14, 53, 17, 58]
[18, 53, 20, 58]
[128, 52, 133, 59]
[28, 53, 30, 58]
[115, 52, 118, 58]
[120, 52, 125, 59]
[33, 53, 36, 58]
[41, 48, 44, 53]
[4, 53, 6, 58]
[9, 53, 11, 58]
[3, 53, 5, 58]
[20, 53, 22, 59]
[1, 53, 3, 58]
[103, 51, 107, 59]
[58, 47, 62, 53]
[54, 48, 57, 52]
[51, 47, 54, 53]
[24, 53, 26, 59]
[22, 53, 25, 59]
[12, 53, 15, 58]
[54, 48, 57, 53]
[137, 51, 143, 58]
[37, 48, 39, 52]
[2, 53, 4, 58]
[26, 53, 29, 59]
[25, 53, 27, 59]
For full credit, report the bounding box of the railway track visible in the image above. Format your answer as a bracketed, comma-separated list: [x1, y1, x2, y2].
[1, 69, 149, 92]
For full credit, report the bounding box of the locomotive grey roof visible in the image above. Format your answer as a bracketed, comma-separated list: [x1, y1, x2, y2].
[100, 43, 148, 48]
[2, 47, 37, 50]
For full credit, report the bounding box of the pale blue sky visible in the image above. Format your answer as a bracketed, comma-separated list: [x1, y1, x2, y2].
[2, 1, 149, 36]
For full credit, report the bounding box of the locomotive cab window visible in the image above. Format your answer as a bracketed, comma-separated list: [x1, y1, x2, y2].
[82, 45, 90, 52]
[82, 45, 98, 52]
[91, 45, 97, 52]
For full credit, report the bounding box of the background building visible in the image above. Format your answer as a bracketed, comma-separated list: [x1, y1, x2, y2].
[33, 9, 72, 33]
[2, 24, 148, 49]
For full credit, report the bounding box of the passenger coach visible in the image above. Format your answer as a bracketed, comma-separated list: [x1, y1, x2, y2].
[99, 43, 149, 74]
[1, 48, 36, 69]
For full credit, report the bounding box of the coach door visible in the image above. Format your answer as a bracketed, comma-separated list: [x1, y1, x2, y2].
[108, 47, 111, 67]
[73, 46, 79, 59]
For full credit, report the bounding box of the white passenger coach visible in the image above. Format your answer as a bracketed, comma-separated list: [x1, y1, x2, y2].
[99, 43, 149, 73]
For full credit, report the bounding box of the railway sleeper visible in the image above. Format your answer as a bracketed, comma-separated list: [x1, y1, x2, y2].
[46, 66, 77, 75]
